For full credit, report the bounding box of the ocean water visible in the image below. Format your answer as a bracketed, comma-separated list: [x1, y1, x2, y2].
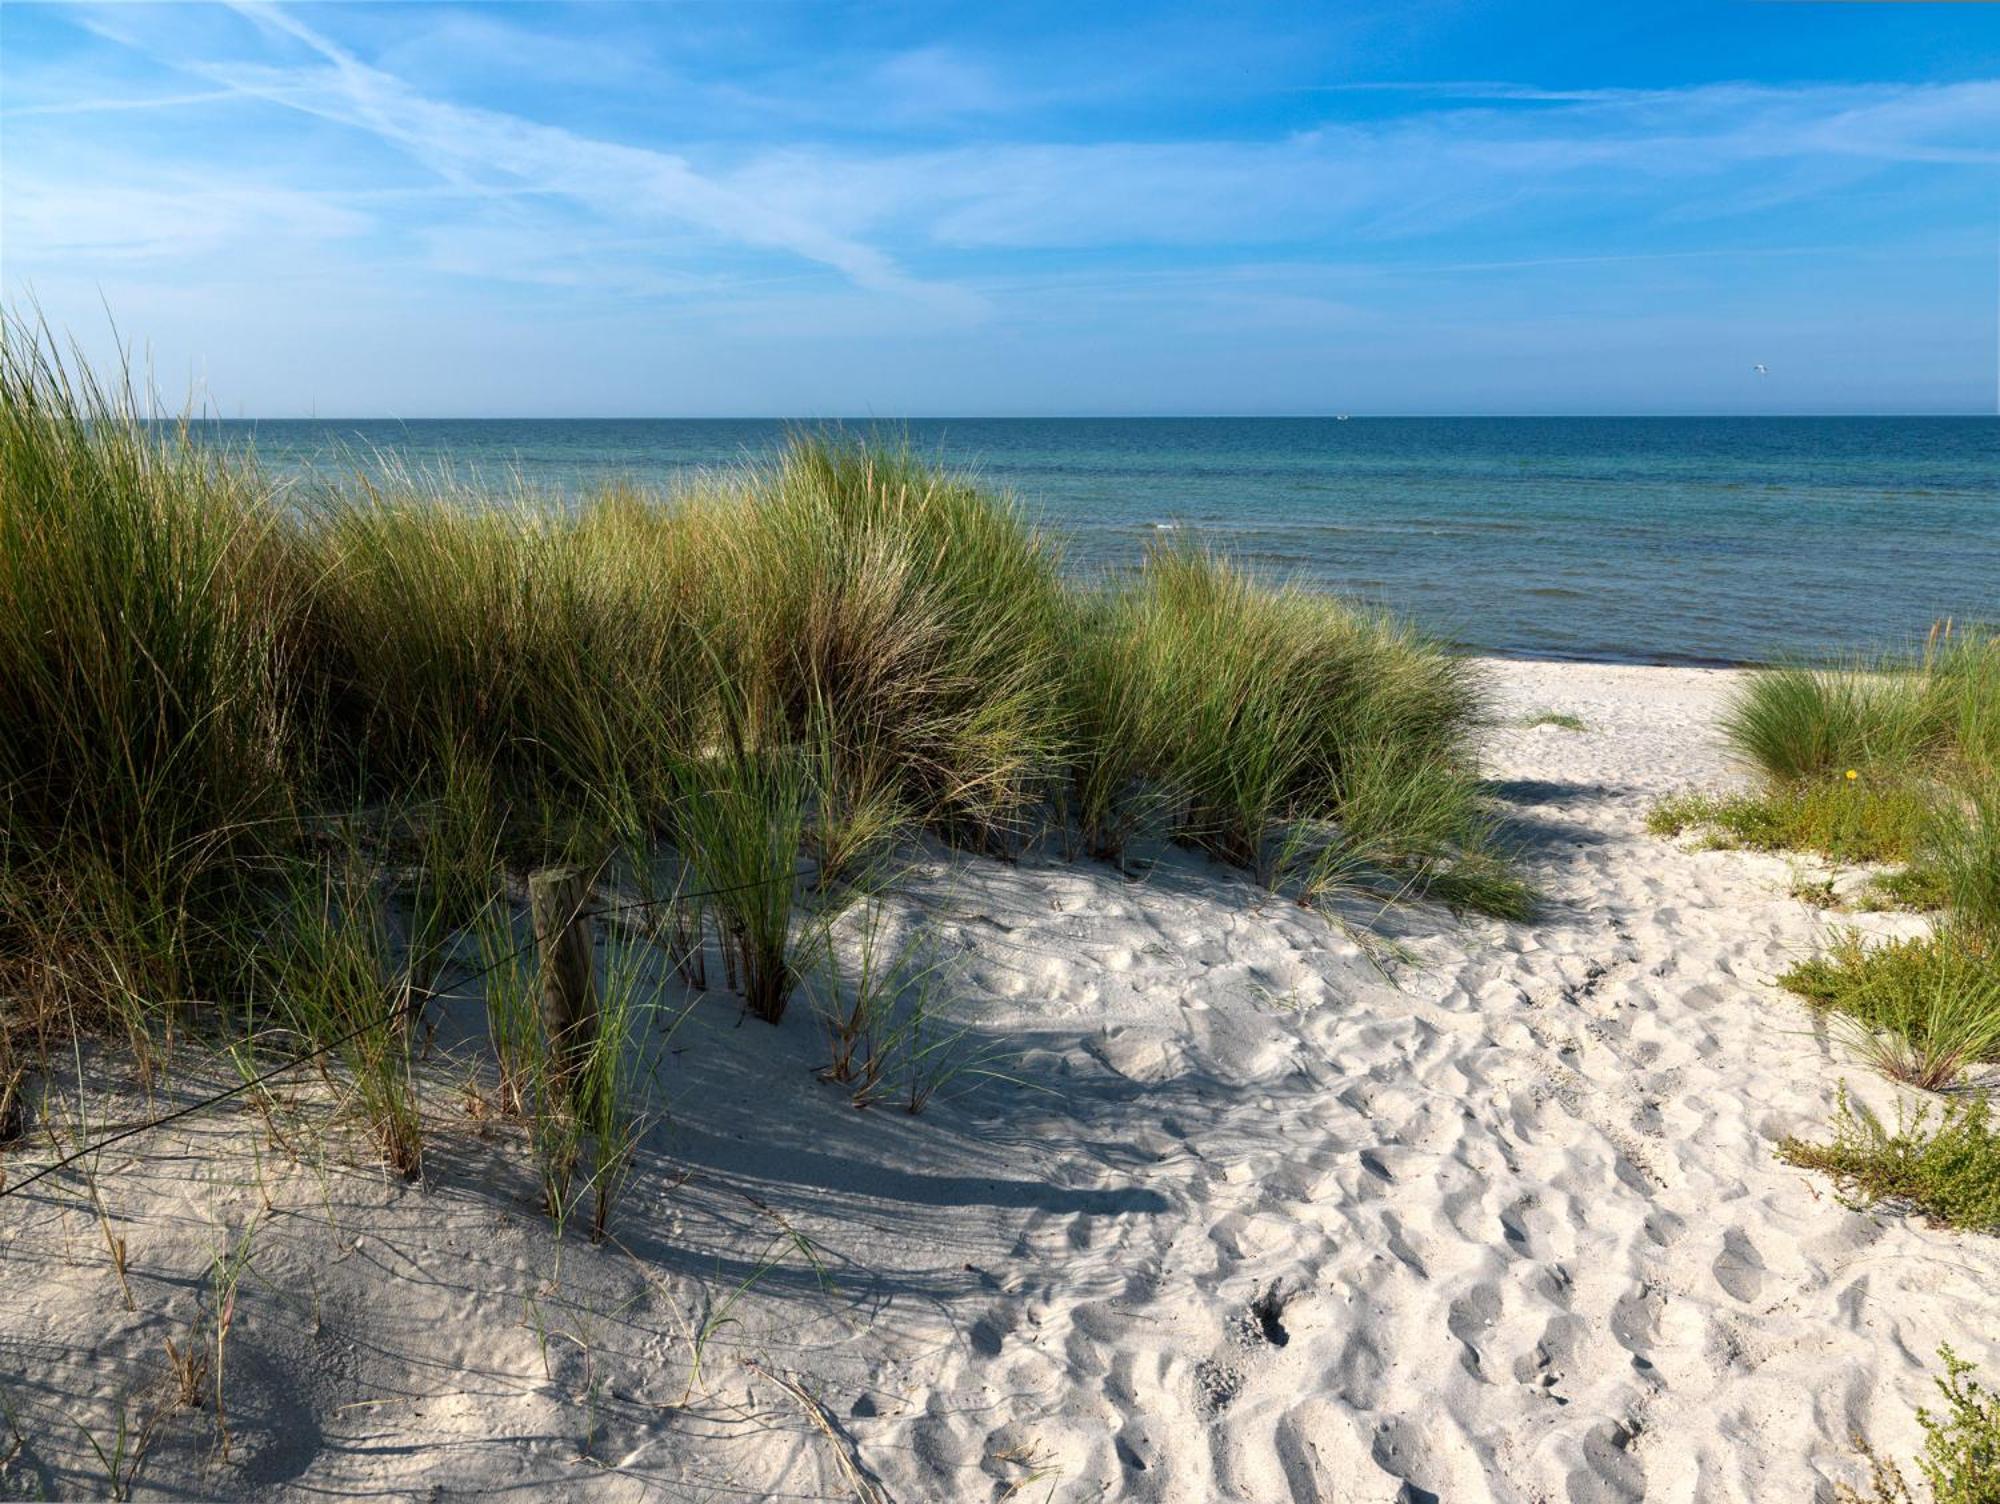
[204, 416, 1998, 666]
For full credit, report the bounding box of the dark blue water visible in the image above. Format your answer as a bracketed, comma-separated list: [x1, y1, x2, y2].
[200, 417, 1998, 666]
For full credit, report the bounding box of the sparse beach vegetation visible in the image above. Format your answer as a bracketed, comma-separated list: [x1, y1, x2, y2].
[1520, 710, 1588, 732]
[1779, 1086, 2000, 1235]
[1837, 1346, 2000, 1504]
[1654, 637, 2000, 1096]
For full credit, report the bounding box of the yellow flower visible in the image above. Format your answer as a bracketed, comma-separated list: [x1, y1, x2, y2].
[1845, 768, 1859, 780]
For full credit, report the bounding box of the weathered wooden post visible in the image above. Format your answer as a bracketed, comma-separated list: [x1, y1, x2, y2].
[528, 866, 598, 1099]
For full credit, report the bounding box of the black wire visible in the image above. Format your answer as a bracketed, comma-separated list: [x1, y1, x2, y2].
[0, 867, 796, 1200]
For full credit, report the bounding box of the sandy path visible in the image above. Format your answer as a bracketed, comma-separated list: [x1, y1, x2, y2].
[2, 660, 1994, 1503]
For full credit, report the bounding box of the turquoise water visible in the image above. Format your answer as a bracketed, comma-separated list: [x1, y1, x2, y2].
[205, 417, 1998, 666]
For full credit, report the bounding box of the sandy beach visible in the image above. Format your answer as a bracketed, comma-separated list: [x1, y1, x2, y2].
[3, 656, 1994, 1503]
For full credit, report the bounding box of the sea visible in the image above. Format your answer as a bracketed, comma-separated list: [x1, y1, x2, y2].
[200, 416, 1999, 667]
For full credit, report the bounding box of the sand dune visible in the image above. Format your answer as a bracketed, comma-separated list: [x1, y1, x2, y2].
[3, 659, 1993, 1502]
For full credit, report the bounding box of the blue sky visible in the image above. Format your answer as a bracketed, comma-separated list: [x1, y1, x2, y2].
[2, 1, 1997, 416]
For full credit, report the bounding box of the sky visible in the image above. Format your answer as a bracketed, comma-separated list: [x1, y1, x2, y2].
[2, 1, 1997, 417]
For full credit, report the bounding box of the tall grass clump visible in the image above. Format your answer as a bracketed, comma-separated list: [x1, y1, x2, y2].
[723, 437, 1071, 849]
[1926, 774, 2000, 949]
[1072, 544, 1525, 914]
[1707, 628, 2000, 1090]
[291, 479, 710, 810]
[3, 322, 1534, 1183]
[0, 321, 294, 1047]
[0, 326, 289, 860]
[1722, 663, 1939, 784]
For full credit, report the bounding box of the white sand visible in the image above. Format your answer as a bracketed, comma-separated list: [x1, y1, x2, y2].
[4, 659, 1996, 1502]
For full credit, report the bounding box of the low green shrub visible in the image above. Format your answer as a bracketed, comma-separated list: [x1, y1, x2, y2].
[1780, 933, 2000, 1090]
[1837, 1346, 2000, 1504]
[1861, 865, 1956, 914]
[1647, 778, 1933, 864]
[1779, 1086, 2000, 1233]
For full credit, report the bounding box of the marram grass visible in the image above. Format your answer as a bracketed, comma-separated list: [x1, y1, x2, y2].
[1, 319, 1528, 1108]
[1659, 633, 2000, 1095]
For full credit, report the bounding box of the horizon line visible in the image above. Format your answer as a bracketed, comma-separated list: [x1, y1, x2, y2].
[177, 410, 1999, 423]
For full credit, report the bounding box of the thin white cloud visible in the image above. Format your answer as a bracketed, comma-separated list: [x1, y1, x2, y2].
[8, 4, 1997, 413]
[71, 1, 983, 315]
[1, 88, 240, 118]
[717, 78, 2000, 250]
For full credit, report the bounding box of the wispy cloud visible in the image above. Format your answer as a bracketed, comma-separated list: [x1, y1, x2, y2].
[72, 1, 983, 314]
[4, 174, 371, 264]
[0, 88, 241, 119]
[5, 1, 1995, 414]
[719, 79, 2000, 251]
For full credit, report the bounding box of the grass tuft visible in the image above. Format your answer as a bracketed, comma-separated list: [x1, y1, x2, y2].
[1779, 933, 2000, 1091]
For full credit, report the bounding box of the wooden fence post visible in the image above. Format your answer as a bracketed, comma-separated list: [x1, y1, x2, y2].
[529, 866, 598, 1100]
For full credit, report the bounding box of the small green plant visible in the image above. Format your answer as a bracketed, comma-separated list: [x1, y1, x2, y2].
[269, 852, 423, 1178]
[1520, 711, 1588, 732]
[680, 1225, 828, 1404]
[1779, 1086, 2000, 1233]
[577, 932, 662, 1243]
[1647, 779, 1932, 864]
[671, 724, 811, 1025]
[1862, 865, 1955, 914]
[1837, 1346, 2000, 1504]
[1781, 934, 2000, 1090]
[811, 902, 906, 1099]
[206, 1216, 258, 1460]
[74, 1393, 163, 1503]
[896, 978, 1006, 1116]
[473, 905, 539, 1117]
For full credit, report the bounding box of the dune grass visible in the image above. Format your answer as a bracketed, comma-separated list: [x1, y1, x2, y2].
[1666, 634, 1998, 868]
[1655, 635, 2000, 1098]
[1, 319, 1528, 1201]
[1064, 543, 1528, 913]
[1781, 934, 2000, 1092]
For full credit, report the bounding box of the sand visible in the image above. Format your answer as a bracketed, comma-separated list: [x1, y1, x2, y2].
[2, 658, 1995, 1502]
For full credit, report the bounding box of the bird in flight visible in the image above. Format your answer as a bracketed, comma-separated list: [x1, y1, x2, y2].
[1753, 364, 1769, 376]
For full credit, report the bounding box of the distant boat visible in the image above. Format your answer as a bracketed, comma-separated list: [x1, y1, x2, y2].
[1336, 413, 1351, 421]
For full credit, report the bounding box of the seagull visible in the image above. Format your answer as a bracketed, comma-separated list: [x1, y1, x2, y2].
[1753, 364, 1768, 376]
